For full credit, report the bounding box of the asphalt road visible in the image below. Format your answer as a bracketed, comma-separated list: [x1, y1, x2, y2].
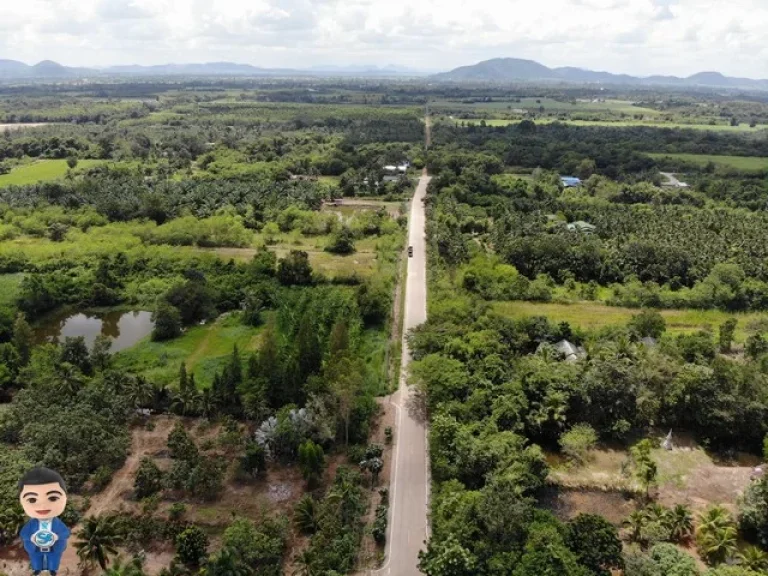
[374, 169, 431, 576]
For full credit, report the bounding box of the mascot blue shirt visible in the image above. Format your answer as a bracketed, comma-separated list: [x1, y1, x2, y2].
[20, 518, 70, 573]
[18, 467, 70, 576]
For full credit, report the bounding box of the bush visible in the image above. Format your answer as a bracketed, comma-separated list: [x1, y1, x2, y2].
[167, 423, 199, 462]
[629, 310, 667, 339]
[650, 543, 699, 576]
[134, 457, 164, 499]
[739, 476, 768, 549]
[559, 424, 598, 465]
[325, 226, 356, 255]
[277, 250, 313, 286]
[566, 514, 623, 575]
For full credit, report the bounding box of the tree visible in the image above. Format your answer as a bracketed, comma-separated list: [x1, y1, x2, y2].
[167, 422, 199, 462]
[745, 334, 768, 360]
[294, 495, 318, 534]
[48, 222, 69, 242]
[298, 440, 325, 488]
[325, 226, 356, 255]
[650, 543, 699, 576]
[91, 335, 112, 372]
[66, 156, 78, 169]
[103, 555, 146, 576]
[329, 356, 364, 445]
[76, 515, 123, 570]
[203, 547, 251, 576]
[667, 504, 694, 543]
[277, 250, 313, 286]
[60, 336, 92, 375]
[152, 301, 182, 341]
[559, 424, 597, 466]
[565, 514, 623, 576]
[719, 318, 738, 353]
[739, 476, 768, 548]
[418, 534, 478, 576]
[134, 457, 164, 499]
[631, 439, 658, 499]
[238, 442, 267, 479]
[175, 525, 209, 567]
[697, 506, 738, 565]
[12, 313, 33, 367]
[629, 310, 666, 339]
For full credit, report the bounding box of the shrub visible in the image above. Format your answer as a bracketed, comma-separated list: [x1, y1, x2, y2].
[559, 424, 598, 465]
[629, 310, 667, 339]
[175, 525, 209, 567]
[134, 457, 164, 499]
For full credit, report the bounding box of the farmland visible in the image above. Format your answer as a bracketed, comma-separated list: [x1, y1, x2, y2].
[648, 152, 768, 171]
[0, 159, 105, 186]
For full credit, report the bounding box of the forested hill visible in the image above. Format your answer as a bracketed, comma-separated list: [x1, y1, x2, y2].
[432, 57, 768, 89]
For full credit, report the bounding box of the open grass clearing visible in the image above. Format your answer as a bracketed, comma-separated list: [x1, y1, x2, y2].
[494, 300, 767, 343]
[113, 311, 263, 388]
[0, 159, 105, 187]
[432, 98, 661, 116]
[648, 152, 768, 171]
[0, 123, 51, 132]
[548, 436, 759, 514]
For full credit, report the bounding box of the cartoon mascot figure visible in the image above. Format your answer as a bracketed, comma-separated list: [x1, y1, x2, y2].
[18, 467, 70, 576]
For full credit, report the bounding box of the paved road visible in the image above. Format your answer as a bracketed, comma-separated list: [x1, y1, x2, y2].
[374, 170, 431, 576]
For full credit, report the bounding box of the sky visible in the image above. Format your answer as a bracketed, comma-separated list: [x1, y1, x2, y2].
[1, 0, 768, 77]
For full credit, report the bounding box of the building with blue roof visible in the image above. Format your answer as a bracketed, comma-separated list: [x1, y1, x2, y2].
[560, 176, 582, 187]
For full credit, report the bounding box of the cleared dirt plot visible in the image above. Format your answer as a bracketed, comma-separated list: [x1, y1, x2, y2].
[0, 123, 50, 131]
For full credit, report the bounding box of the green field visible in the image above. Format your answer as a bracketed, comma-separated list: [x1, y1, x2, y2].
[494, 300, 767, 343]
[113, 311, 264, 388]
[0, 159, 105, 187]
[449, 117, 768, 132]
[648, 153, 768, 171]
[433, 98, 661, 116]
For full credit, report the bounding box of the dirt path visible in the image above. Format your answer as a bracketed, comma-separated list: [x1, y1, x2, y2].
[88, 418, 176, 517]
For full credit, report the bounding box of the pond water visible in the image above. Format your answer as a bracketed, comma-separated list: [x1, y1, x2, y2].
[34, 309, 154, 353]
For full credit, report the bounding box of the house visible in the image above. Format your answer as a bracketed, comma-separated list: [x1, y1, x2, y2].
[560, 176, 582, 187]
[383, 162, 410, 174]
[566, 221, 596, 234]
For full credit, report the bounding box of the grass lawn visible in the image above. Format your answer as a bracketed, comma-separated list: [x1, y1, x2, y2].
[0, 273, 24, 307]
[0, 159, 105, 187]
[494, 300, 766, 342]
[113, 311, 264, 388]
[648, 152, 768, 171]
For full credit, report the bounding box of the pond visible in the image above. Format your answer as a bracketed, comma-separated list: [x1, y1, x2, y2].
[34, 309, 154, 353]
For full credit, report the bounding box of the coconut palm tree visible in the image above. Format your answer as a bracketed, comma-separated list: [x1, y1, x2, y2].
[666, 504, 694, 543]
[294, 495, 318, 534]
[103, 554, 146, 576]
[76, 515, 124, 570]
[292, 550, 319, 576]
[696, 506, 738, 566]
[739, 545, 768, 572]
[625, 510, 647, 544]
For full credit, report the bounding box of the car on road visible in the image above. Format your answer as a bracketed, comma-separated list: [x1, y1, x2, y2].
[408, 246, 413, 257]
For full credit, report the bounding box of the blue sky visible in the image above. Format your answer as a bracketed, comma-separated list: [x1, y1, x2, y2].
[1, 0, 767, 77]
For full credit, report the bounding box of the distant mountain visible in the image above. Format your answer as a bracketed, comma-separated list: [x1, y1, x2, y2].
[0, 59, 427, 80]
[0, 59, 95, 79]
[432, 57, 768, 90]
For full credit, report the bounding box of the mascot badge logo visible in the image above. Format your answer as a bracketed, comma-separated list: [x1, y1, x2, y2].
[18, 467, 71, 576]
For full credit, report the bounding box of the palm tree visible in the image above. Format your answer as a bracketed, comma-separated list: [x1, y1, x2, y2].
[172, 387, 201, 416]
[292, 550, 319, 576]
[75, 515, 124, 570]
[696, 506, 738, 566]
[625, 510, 647, 544]
[103, 555, 146, 576]
[739, 545, 768, 572]
[667, 504, 694, 543]
[294, 495, 318, 534]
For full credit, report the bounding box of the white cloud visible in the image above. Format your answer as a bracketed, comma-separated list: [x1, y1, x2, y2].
[1, 0, 768, 77]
